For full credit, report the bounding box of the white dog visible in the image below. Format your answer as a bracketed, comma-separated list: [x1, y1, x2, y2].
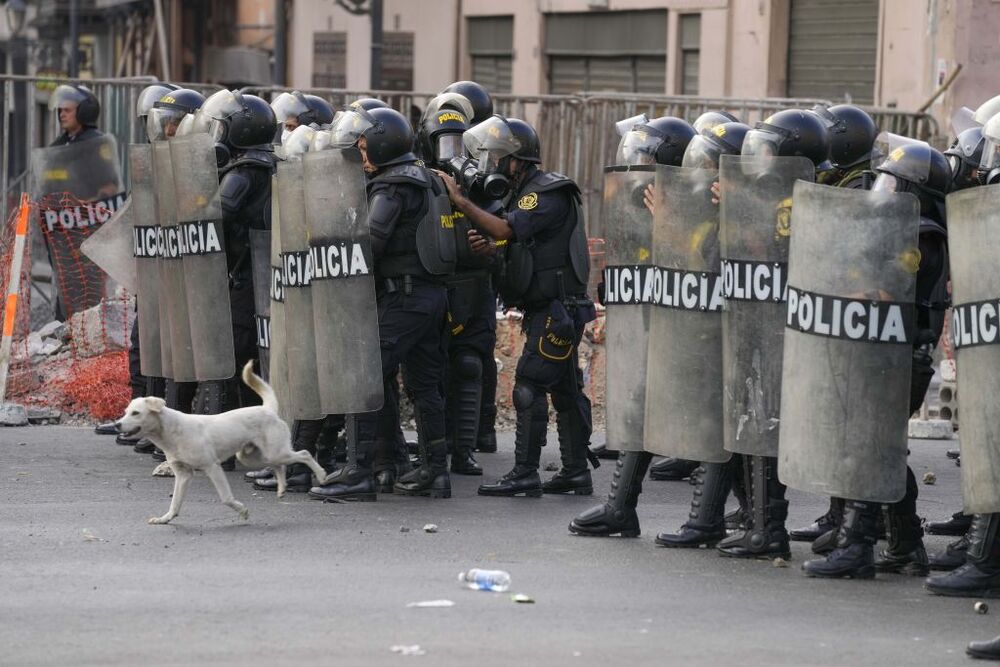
[116, 361, 327, 525]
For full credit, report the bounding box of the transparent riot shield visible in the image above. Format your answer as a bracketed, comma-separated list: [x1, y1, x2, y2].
[778, 181, 919, 503]
[31, 135, 126, 316]
[154, 141, 194, 382]
[643, 165, 729, 462]
[268, 176, 291, 422]
[249, 228, 271, 382]
[601, 165, 655, 453]
[719, 154, 815, 456]
[169, 133, 234, 381]
[303, 148, 383, 414]
[126, 144, 163, 378]
[79, 197, 137, 294]
[947, 185, 1000, 513]
[274, 158, 322, 420]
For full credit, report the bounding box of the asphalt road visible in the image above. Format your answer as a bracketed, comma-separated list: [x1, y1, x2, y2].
[0, 426, 989, 666]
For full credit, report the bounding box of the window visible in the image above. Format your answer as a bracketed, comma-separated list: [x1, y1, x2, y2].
[312, 32, 346, 88]
[545, 10, 667, 94]
[467, 16, 513, 93]
[679, 14, 701, 95]
[381, 32, 414, 91]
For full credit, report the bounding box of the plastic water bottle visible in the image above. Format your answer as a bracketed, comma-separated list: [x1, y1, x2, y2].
[458, 569, 511, 592]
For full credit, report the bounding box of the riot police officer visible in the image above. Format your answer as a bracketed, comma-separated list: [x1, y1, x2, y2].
[716, 108, 832, 560]
[309, 107, 453, 501]
[441, 81, 494, 125]
[570, 115, 700, 534]
[192, 90, 278, 417]
[436, 115, 596, 498]
[789, 103, 880, 550]
[49, 84, 103, 146]
[802, 138, 950, 579]
[271, 91, 336, 141]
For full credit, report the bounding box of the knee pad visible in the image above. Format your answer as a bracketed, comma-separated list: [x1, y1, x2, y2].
[512, 383, 536, 411]
[452, 351, 483, 382]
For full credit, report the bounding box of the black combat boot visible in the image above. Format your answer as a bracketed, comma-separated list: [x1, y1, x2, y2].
[802, 500, 878, 579]
[244, 467, 274, 482]
[309, 421, 376, 502]
[929, 533, 970, 571]
[791, 497, 844, 542]
[927, 510, 973, 536]
[569, 451, 652, 537]
[256, 419, 324, 492]
[449, 357, 484, 476]
[874, 512, 929, 576]
[543, 410, 593, 495]
[479, 392, 545, 498]
[395, 438, 452, 498]
[926, 513, 1000, 597]
[717, 456, 791, 559]
[133, 438, 156, 454]
[967, 635, 1000, 660]
[648, 457, 699, 481]
[656, 461, 732, 548]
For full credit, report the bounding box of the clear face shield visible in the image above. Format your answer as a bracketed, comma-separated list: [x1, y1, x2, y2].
[201, 89, 243, 122]
[146, 106, 191, 142]
[136, 85, 173, 121]
[463, 116, 521, 175]
[873, 132, 932, 191]
[277, 125, 315, 159]
[330, 109, 375, 148]
[741, 127, 781, 158]
[614, 113, 649, 138]
[48, 84, 89, 113]
[311, 129, 333, 152]
[978, 114, 1000, 185]
[681, 134, 722, 169]
[435, 132, 464, 163]
[871, 172, 900, 193]
[615, 127, 662, 166]
[974, 95, 1000, 126]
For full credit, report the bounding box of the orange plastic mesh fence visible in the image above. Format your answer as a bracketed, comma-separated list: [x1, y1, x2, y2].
[1, 192, 131, 421]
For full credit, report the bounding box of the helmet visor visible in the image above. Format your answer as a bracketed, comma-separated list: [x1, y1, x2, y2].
[681, 134, 721, 169]
[146, 106, 189, 142]
[871, 173, 900, 194]
[975, 95, 1000, 126]
[436, 133, 464, 162]
[615, 127, 661, 166]
[980, 137, 1000, 174]
[463, 116, 521, 162]
[281, 125, 315, 158]
[952, 106, 979, 136]
[173, 108, 215, 137]
[330, 109, 374, 147]
[311, 129, 334, 152]
[271, 92, 309, 124]
[742, 128, 781, 157]
[201, 89, 243, 121]
[614, 113, 649, 137]
[874, 132, 931, 185]
[48, 84, 90, 112]
[136, 85, 172, 120]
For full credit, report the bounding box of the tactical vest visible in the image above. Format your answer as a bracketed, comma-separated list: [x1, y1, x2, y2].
[497, 170, 590, 308]
[220, 150, 276, 275]
[372, 163, 457, 280]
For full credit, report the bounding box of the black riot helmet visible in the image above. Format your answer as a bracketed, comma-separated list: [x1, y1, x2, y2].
[682, 122, 752, 169]
[872, 134, 950, 223]
[944, 126, 985, 191]
[271, 91, 335, 130]
[359, 107, 418, 168]
[442, 81, 493, 125]
[201, 89, 277, 149]
[743, 109, 832, 169]
[617, 116, 695, 166]
[136, 83, 178, 122]
[49, 84, 100, 127]
[147, 88, 206, 142]
[811, 103, 878, 170]
[463, 115, 541, 178]
[692, 110, 739, 134]
[416, 95, 470, 167]
[349, 97, 389, 112]
[505, 118, 541, 163]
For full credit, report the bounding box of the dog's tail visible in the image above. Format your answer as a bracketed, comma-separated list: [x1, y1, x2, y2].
[241, 360, 278, 413]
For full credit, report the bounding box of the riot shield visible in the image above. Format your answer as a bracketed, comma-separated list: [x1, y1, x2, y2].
[601, 165, 655, 453]
[126, 144, 163, 378]
[169, 133, 234, 381]
[303, 148, 383, 414]
[268, 176, 291, 422]
[249, 228, 271, 382]
[947, 185, 1000, 513]
[153, 141, 194, 382]
[643, 165, 728, 462]
[777, 181, 918, 503]
[275, 158, 322, 420]
[719, 154, 815, 456]
[79, 198, 137, 294]
[31, 135, 126, 316]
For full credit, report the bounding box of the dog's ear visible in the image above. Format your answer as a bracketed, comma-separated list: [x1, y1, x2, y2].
[145, 397, 166, 413]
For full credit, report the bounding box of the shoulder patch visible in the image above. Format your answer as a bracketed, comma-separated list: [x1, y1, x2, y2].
[518, 192, 539, 210]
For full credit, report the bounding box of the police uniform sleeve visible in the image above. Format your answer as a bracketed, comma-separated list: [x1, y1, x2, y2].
[219, 168, 253, 222]
[367, 183, 403, 258]
[505, 189, 570, 242]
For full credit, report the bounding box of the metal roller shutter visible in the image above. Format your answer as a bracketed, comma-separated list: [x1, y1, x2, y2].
[787, 0, 878, 104]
